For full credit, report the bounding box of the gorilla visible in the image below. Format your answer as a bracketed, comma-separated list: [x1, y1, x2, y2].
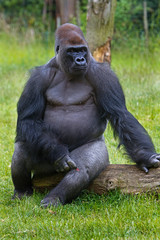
[11, 23, 160, 207]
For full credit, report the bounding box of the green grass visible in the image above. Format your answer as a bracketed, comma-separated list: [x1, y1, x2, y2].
[0, 32, 160, 239]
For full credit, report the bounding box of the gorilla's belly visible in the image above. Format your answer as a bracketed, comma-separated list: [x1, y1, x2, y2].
[44, 104, 106, 148]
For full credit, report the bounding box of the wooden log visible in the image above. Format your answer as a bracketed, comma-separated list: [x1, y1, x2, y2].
[32, 164, 160, 195]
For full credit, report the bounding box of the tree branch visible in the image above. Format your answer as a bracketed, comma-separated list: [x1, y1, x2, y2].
[32, 164, 160, 194]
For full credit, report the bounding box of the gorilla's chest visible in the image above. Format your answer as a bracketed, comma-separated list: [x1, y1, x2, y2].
[45, 74, 94, 106]
[44, 73, 106, 145]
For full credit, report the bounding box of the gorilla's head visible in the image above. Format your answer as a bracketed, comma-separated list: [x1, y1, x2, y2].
[55, 23, 90, 75]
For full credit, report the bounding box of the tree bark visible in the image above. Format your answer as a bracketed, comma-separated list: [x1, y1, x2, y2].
[32, 164, 160, 195]
[86, 0, 117, 64]
[55, 0, 78, 28]
[42, 0, 47, 24]
[143, 0, 149, 48]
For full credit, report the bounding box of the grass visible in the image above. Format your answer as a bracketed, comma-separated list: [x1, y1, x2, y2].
[0, 32, 160, 239]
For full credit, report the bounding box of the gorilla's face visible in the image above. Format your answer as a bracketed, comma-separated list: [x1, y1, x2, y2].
[55, 23, 90, 76]
[57, 44, 90, 76]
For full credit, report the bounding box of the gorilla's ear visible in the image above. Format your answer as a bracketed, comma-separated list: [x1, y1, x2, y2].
[56, 45, 59, 53]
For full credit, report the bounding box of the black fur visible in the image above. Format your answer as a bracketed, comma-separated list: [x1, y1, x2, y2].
[16, 62, 69, 163]
[87, 59, 156, 166]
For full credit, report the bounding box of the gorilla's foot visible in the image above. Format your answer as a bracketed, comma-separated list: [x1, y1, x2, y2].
[12, 188, 33, 200]
[41, 196, 62, 208]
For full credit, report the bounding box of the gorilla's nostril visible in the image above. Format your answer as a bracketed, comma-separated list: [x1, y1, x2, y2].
[75, 57, 86, 65]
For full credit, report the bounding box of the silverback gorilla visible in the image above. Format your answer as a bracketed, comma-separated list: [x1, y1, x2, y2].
[11, 23, 160, 207]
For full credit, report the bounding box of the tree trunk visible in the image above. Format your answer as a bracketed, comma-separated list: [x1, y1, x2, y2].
[55, 0, 78, 28]
[86, 0, 117, 64]
[32, 164, 160, 195]
[42, 0, 47, 24]
[143, 0, 149, 48]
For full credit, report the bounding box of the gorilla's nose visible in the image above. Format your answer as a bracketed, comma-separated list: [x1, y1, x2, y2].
[75, 57, 86, 66]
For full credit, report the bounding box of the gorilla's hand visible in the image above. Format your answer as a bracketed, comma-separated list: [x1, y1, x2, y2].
[138, 154, 160, 173]
[54, 155, 77, 172]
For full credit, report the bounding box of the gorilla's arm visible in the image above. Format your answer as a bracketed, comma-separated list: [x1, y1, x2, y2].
[16, 63, 70, 165]
[87, 59, 160, 172]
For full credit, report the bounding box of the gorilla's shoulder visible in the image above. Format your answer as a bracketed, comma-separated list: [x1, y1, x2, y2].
[45, 57, 59, 69]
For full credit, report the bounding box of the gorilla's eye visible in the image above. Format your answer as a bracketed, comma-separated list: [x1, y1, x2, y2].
[67, 48, 74, 53]
[56, 45, 59, 53]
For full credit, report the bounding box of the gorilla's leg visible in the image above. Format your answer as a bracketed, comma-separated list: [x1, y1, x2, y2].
[11, 142, 33, 198]
[41, 138, 109, 207]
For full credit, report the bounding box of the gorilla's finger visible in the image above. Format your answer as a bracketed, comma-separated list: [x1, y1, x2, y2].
[67, 159, 77, 169]
[156, 154, 160, 160]
[59, 167, 65, 172]
[140, 166, 149, 173]
[150, 154, 160, 161]
[58, 165, 67, 172]
[62, 162, 70, 172]
[152, 159, 160, 168]
[149, 157, 160, 167]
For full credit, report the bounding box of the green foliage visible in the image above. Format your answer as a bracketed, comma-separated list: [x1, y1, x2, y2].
[79, 0, 88, 34]
[0, 0, 159, 40]
[0, 32, 160, 239]
[0, 0, 55, 35]
[114, 0, 160, 40]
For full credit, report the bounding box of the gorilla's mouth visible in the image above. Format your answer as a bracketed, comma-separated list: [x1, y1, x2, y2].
[73, 65, 87, 71]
